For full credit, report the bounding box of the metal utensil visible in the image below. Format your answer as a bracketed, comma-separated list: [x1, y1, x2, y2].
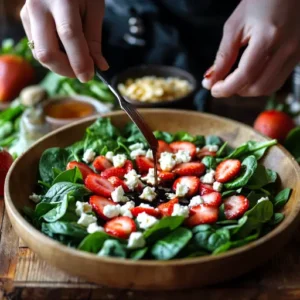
[94, 67, 159, 186]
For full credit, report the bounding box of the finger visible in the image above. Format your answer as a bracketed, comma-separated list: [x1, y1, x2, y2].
[83, 0, 109, 70]
[27, 0, 75, 77]
[211, 31, 278, 98]
[20, 6, 33, 42]
[51, 0, 94, 82]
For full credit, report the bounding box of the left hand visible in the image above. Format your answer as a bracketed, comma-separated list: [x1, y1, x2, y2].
[202, 0, 300, 98]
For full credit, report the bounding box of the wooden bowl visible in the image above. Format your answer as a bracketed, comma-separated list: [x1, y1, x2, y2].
[4, 109, 300, 290]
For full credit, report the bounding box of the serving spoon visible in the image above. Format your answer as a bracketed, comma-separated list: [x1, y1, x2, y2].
[94, 67, 159, 186]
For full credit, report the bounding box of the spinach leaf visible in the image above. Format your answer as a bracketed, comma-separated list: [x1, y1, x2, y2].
[143, 216, 185, 244]
[78, 231, 111, 253]
[151, 227, 192, 260]
[246, 191, 268, 208]
[42, 195, 69, 222]
[66, 141, 84, 162]
[153, 131, 174, 143]
[274, 188, 292, 210]
[173, 132, 205, 147]
[130, 247, 148, 260]
[35, 202, 57, 219]
[216, 142, 228, 157]
[205, 135, 223, 146]
[86, 118, 120, 139]
[224, 156, 257, 189]
[284, 127, 300, 162]
[124, 123, 147, 145]
[246, 165, 277, 189]
[201, 156, 217, 169]
[52, 167, 83, 185]
[98, 240, 127, 258]
[221, 188, 242, 198]
[41, 222, 88, 239]
[268, 212, 285, 226]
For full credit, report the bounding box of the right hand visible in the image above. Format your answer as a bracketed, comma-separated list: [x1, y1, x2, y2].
[20, 0, 109, 83]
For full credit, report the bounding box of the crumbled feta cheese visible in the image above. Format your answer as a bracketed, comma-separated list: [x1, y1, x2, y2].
[139, 186, 157, 202]
[213, 181, 223, 192]
[171, 203, 189, 218]
[103, 204, 121, 218]
[196, 147, 200, 153]
[159, 152, 176, 171]
[175, 150, 191, 164]
[127, 232, 146, 249]
[141, 168, 159, 185]
[129, 143, 144, 151]
[203, 145, 219, 152]
[77, 213, 97, 227]
[145, 149, 154, 159]
[120, 201, 135, 218]
[189, 195, 204, 207]
[124, 169, 140, 190]
[87, 223, 104, 234]
[139, 203, 153, 208]
[136, 212, 158, 229]
[29, 193, 41, 203]
[111, 186, 129, 203]
[175, 182, 189, 197]
[130, 148, 147, 159]
[201, 169, 216, 184]
[112, 154, 127, 168]
[105, 151, 114, 161]
[257, 197, 269, 203]
[165, 193, 176, 199]
[75, 201, 93, 216]
[83, 148, 96, 163]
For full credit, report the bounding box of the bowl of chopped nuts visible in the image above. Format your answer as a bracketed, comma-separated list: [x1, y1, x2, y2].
[112, 65, 197, 108]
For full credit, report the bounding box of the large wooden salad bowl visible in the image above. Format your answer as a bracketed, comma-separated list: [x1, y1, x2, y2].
[4, 109, 300, 290]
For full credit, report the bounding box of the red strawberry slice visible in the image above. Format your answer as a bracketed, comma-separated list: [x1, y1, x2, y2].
[85, 173, 114, 197]
[101, 167, 126, 179]
[89, 195, 116, 220]
[124, 160, 134, 173]
[158, 171, 175, 182]
[197, 149, 217, 159]
[172, 176, 200, 197]
[135, 156, 154, 174]
[199, 183, 215, 196]
[108, 176, 130, 192]
[158, 198, 179, 217]
[169, 141, 196, 158]
[185, 204, 219, 227]
[136, 180, 145, 192]
[131, 206, 161, 218]
[173, 162, 206, 177]
[215, 159, 241, 183]
[157, 140, 172, 157]
[93, 156, 112, 172]
[202, 192, 222, 207]
[104, 216, 136, 239]
[223, 195, 249, 220]
[66, 161, 93, 180]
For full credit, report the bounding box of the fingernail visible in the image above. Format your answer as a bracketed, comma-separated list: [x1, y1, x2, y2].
[204, 65, 215, 79]
[211, 82, 223, 97]
[77, 72, 93, 83]
[100, 57, 109, 71]
[202, 78, 213, 90]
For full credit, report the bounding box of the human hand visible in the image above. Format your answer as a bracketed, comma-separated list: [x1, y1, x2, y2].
[20, 0, 109, 83]
[202, 0, 300, 98]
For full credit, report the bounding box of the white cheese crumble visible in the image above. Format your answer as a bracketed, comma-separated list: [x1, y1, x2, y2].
[145, 149, 154, 159]
[139, 186, 157, 202]
[75, 201, 93, 216]
[171, 203, 189, 218]
[29, 193, 41, 203]
[257, 197, 269, 203]
[129, 143, 144, 151]
[111, 186, 129, 203]
[112, 154, 127, 168]
[77, 213, 97, 227]
[136, 212, 158, 229]
[130, 148, 146, 159]
[87, 223, 104, 234]
[175, 150, 191, 164]
[165, 193, 176, 199]
[201, 169, 216, 184]
[139, 203, 153, 208]
[196, 147, 201, 153]
[124, 169, 140, 190]
[127, 232, 146, 249]
[120, 201, 135, 218]
[105, 151, 114, 161]
[175, 182, 189, 197]
[189, 195, 204, 207]
[141, 168, 159, 185]
[203, 145, 219, 152]
[83, 148, 96, 163]
[103, 204, 121, 218]
[159, 152, 176, 171]
[213, 181, 223, 192]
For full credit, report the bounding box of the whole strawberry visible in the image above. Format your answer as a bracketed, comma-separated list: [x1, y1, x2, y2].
[0, 149, 13, 196]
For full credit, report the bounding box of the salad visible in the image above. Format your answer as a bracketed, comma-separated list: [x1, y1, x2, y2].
[24, 118, 292, 260]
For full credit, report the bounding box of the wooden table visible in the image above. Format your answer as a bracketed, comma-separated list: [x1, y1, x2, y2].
[2, 94, 300, 300]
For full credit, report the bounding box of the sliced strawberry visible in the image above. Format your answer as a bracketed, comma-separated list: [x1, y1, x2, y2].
[157, 140, 172, 157]
[199, 183, 215, 196]
[124, 160, 134, 173]
[202, 192, 222, 207]
[66, 161, 93, 180]
[185, 204, 219, 227]
[93, 156, 112, 172]
[131, 206, 161, 218]
[169, 141, 196, 158]
[135, 156, 154, 174]
[89, 195, 116, 220]
[85, 173, 114, 197]
[158, 171, 175, 182]
[108, 176, 129, 192]
[172, 176, 200, 197]
[215, 159, 241, 183]
[104, 216, 136, 239]
[101, 167, 126, 179]
[158, 198, 179, 217]
[136, 180, 145, 192]
[224, 195, 249, 220]
[173, 162, 206, 177]
[197, 149, 217, 159]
